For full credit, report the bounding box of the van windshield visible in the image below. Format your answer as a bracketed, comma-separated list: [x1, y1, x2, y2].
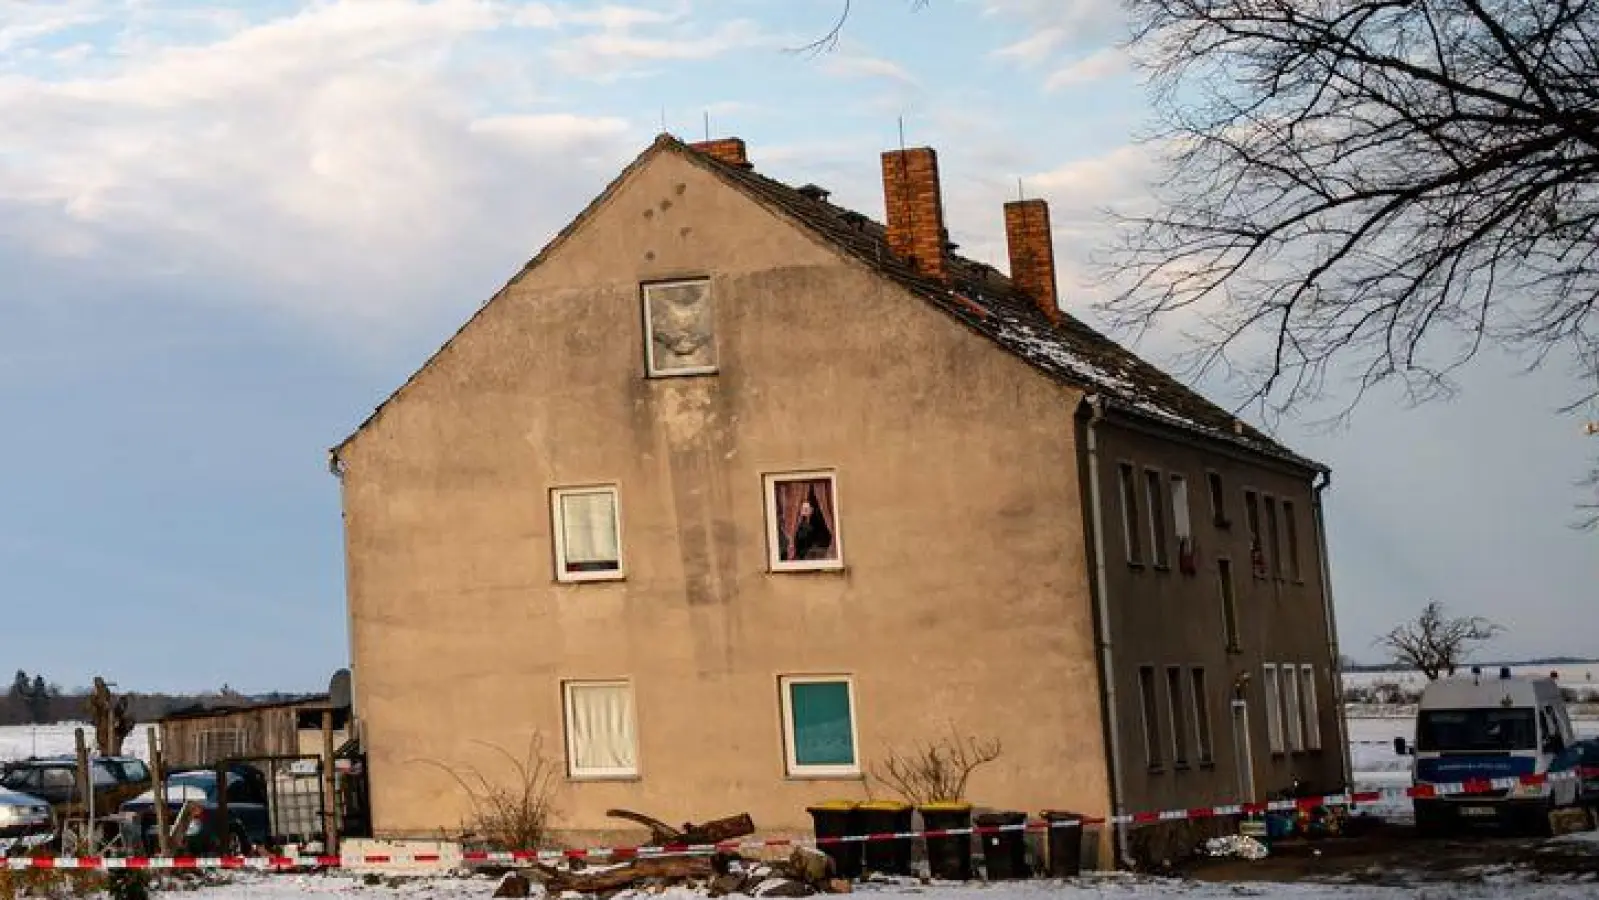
[1417, 708, 1536, 752]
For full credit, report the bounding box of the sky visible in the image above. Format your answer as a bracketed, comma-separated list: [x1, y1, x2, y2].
[1, 0, 1594, 694]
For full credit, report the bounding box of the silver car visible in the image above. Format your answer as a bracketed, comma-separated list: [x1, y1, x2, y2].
[0, 786, 54, 855]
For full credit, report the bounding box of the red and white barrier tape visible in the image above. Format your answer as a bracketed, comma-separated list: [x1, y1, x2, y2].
[5, 767, 1594, 871]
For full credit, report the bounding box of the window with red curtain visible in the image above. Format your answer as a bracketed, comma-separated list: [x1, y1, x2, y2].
[769, 475, 839, 566]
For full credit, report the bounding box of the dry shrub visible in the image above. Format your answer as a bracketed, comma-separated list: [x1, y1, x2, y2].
[871, 724, 1002, 805]
[0, 866, 106, 900]
[414, 732, 560, 851]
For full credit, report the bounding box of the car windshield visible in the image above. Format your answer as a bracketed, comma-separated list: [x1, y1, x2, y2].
[1417, 708, 1537, 752]
[165, 775, 219, 801]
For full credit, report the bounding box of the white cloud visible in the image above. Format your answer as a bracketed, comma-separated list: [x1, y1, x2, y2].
[991, 27, 1068, 66]
[0, 0, 642, 337]
[1044, 47, 1130, 91]
[820, 53, 918, 85]
[979, 0, 1128, 42]
[547, 17, 766, 76]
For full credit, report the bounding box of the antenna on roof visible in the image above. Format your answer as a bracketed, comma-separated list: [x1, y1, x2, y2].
[660, 106, 668, 134]
[897, 115, 906, 153]
[1017, 177, 1025, 202]
[703, 111, 710, 142]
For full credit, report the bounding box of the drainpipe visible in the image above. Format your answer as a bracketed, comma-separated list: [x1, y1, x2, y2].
[1310, 469, 1352, 789]
[1083, 395, 1130, 865]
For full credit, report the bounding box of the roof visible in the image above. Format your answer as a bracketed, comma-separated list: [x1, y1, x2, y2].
[157, 694, 331, 723]
[333, 134, 1324, 473]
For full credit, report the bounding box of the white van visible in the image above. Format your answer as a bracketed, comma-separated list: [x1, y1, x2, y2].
[1396, 668, 1581, 834]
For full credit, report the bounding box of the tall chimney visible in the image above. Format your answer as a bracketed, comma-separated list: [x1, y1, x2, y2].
[1004, 198, 1059, 322]
[688, 137, 752, 169]
[881, 147, 948, 282]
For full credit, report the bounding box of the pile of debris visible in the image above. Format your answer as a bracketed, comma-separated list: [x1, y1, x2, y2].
[493, 810, 852, 899]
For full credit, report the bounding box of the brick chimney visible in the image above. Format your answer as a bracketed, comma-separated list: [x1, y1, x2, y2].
[881, 147, 949, 282]
[688, 137, 752, 169]
[1003, 198, 1060, 322]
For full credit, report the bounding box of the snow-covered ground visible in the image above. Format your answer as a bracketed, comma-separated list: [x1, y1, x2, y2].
[1345, 665, 1599, 697]
[0, 721, 151, 761]
[144, 869, 1599, 900]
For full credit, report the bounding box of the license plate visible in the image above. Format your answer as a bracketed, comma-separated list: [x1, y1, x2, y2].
[1459, 806, 1496, 817]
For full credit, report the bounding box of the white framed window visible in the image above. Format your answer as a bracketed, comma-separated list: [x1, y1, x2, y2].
[1262, 664, 1285, 754]
[1165, 666, 1189, 766]
[1300, 664, 1321, 750]
[1283, 664, 1303, 752]
[552, 486, 623, 581]
[1119, 463, 1143, 564]
[764, 472, 843, 571]
[1170, 474, 1192, 541]
[1137, 665, 1162, 769]
[779, 676, 859, 777]
[562, 680, 639, 778]
[642, 278, 717, 376]
[1144, 468, 1169, 568]
[1191, 667, 1213, 763]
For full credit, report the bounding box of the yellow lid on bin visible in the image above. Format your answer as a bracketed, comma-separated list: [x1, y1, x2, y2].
[917, 801, 973, 812]
[857, 800, 911, 812]
[807, 800, 859, 811]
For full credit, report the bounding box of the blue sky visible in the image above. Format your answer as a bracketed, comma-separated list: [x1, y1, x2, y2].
[2, 0, 1594, 694]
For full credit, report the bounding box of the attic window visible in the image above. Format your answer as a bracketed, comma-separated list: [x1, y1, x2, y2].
[797, 183, 831, 202]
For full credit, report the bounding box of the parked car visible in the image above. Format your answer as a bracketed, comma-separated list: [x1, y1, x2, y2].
[0, 756, 150, 815]
[0, 786, 55, 855]
[1551, 737, 1599, 811]
[120, 765, 271, 854]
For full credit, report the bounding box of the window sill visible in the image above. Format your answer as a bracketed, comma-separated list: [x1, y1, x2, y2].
[567, 774, 641, 783]
[1198, 760, 1216, 770]
[1127, 561, 1146, 571]
[768, 564, 847, 575]
[784, 771, 864, 782]
[555, 573, 627, 585]
[1173, 762, 1191, 772]
[1153, 563, 1171, 573]
[1146, 765, 1165, 775]
[645, 367, 720, 379]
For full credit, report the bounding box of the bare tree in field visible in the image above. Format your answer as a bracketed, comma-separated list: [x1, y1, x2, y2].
[1113, 0, 1599, 420]
[1377, 600, 1503, 680]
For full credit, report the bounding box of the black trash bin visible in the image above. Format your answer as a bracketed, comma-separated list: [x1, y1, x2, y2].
[917, 802, 973, 881]
[857, 801, 913, 876]
[1040, 810, 1084, 877]
[975, 811, 1029, 880]
[806, 801, 862, 879]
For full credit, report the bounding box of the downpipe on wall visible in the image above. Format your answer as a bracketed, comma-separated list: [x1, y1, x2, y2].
[1083, 395, 1131, 865]
[1311, 469, 1352, 789]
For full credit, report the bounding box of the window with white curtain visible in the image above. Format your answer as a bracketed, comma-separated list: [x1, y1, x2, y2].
[563, 681, 638, 777]
[1283, 665, 1303, 752]
[1300, 664, 1322, 750]
[553, 487, 623, 581]
[1263, 664, 1284, 754]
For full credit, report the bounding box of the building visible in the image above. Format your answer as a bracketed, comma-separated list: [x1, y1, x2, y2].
[330, 134, 1350, 861]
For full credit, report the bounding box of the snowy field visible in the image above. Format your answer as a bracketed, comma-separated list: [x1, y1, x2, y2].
[0, 722, 151, 761]
[1344, 664, 1599, 692]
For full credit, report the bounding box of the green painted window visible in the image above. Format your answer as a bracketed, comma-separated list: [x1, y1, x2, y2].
[786, 679, 856, 770]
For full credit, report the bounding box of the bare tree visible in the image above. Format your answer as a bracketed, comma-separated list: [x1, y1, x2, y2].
[1376, 600, 1503, 680]
[871, 724, 1002, 805]
[791, 0, 928, 56]
[1110, 0, 1599, 424]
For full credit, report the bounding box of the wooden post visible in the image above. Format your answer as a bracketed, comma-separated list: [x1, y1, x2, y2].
[73, 728, 93, 854]
[215, 761, 229, 853]
[149, 726, 171, 856]
[321, 708, 338, 855]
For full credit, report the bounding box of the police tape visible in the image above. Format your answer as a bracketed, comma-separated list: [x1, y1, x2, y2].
[4, 767, 1595, 871]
